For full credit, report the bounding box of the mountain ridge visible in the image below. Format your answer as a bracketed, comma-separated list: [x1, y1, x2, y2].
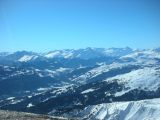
[0, 47, 160, 119]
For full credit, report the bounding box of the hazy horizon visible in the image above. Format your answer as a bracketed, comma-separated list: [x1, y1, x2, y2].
[1, 46, 160, 53]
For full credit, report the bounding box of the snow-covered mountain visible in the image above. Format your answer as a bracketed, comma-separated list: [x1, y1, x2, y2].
[0, 47, 134, 62]
[0, 47, 160, 120]
[70, 98, 160, 120]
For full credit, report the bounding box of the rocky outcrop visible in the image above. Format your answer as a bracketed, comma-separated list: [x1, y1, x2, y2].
[0, 110, 69, 120]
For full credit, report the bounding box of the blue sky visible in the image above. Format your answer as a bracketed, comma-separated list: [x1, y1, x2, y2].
[0, 0, 160, 52]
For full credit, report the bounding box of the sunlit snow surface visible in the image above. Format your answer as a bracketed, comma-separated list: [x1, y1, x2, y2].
[78, 98, 160, 120]
[18, 55, 38, 62]
[72, 62, 137, 84]
[105, 66, 160, 92]
[81, 88, 95, 94]
[27, 103, 34, 108]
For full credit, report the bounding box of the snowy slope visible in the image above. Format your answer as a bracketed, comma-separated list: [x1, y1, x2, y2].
[44, 50, 74, 59]
[103, 47, 133, 57]
[44, 47, 134, 59]
[105, 66, 160, 93]
[120, 49, 160, 65]
[72, 62, 139, 84]
[75, 98, 160, 120]
[18, 55, 38, 62]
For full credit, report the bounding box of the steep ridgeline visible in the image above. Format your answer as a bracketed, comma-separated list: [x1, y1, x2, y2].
[0, 47, 160, 120]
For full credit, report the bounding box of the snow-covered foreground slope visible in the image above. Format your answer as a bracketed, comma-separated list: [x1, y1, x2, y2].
[74, 98, 160, 120]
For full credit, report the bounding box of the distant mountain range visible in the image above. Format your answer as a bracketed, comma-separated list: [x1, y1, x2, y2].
[0, 47, 160, 120]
